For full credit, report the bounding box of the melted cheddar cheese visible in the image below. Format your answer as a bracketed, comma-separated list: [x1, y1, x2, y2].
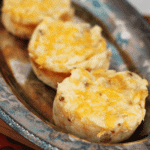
[57, 69, 148, 132]
[2, 0, 72, 24]
[29, 19, 111, 73]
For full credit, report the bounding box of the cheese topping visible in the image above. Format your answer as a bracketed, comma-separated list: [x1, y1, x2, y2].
[29, 19, 111, 72]
[58, 69, 148, 131]
[2, 0, 71, 24]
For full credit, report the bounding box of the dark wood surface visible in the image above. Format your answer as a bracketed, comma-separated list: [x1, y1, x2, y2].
[0, 118, 43, 150]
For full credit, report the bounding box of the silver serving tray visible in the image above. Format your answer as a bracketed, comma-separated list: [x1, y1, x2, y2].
[0, 0, 150, 149]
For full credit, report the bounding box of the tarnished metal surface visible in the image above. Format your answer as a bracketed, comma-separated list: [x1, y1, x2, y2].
[0, 0, 150, 149]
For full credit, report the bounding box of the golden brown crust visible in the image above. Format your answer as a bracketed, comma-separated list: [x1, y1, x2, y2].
[30, 58, 71, 89]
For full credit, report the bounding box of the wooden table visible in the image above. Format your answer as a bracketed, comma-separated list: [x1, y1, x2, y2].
[0, 118, 43, 150]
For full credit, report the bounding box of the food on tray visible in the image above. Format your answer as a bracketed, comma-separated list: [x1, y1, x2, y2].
[1, 0, 74, 39]
[53, 68, 148, 143]
[28, 18, 111, 89]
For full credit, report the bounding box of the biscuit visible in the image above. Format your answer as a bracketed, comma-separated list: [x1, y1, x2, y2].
[28, 18, 111, 89]
[53, 69, 148, 143]
[1, 0, 74, 39]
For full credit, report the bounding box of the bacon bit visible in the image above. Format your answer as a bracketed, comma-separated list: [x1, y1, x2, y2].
[39, 29, 44, 35]
[108, 79, 111, 85]
[111, 131, 115, 134]
[99, 93, 102, 96]
[59, 96, 65, 101]
[118, 123, 121, 126]
[128, 72, 133, 77]
[129, 101, 133, 105]
[68, 118, 71, 122]
[84, 82, 89, 87]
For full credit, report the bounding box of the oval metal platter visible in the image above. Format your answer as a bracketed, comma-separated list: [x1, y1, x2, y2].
[0, 0, 150, 149]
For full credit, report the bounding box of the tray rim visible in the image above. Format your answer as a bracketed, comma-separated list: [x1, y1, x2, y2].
[0, 0, 150, 149]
